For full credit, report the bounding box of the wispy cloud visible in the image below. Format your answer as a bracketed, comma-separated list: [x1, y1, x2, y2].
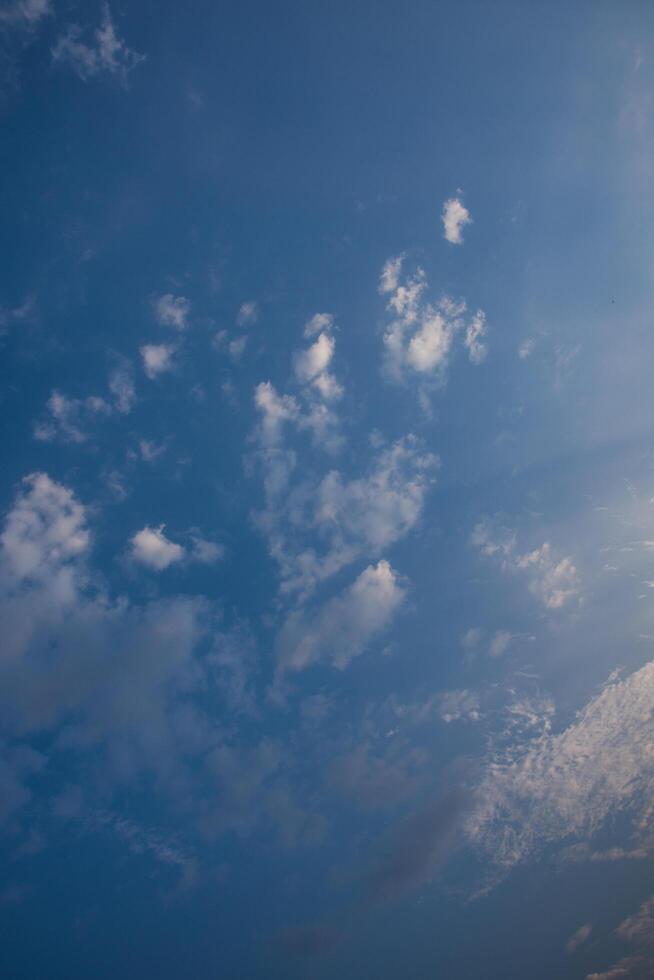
[52, 3, 144, 85]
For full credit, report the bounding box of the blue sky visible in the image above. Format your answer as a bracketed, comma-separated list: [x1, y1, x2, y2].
[2, 2, 654, 977]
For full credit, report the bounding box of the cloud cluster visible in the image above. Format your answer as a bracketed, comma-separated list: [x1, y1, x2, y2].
[34, 360, 136, 443]
[0, 474, 321, 858]
[379, 256, 487, 404]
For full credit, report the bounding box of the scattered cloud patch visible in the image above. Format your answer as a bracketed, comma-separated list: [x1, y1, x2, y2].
[34, 390, 110, 444]
[130, 525, 185, 570]
[236, 301, 258, 327]
[379, 255, 488, 403]
[52, 3, 145, 85]
[154, 294, 190, 331]
[442, 195, 472, 245]
[140, 343, 176, 379]
[472, 517, 581, 609]
[276, 560, 406, 675]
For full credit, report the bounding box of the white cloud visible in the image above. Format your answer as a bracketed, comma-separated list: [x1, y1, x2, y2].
[406, 311, 455, 373]
[293, 328, 343, 402]
[263, 435, 437, 597]
[464, 310, 488, 364]
[33, 390, 111, 444]
[0, 476, 319, 853]
[52, 3, 144, 85]
[294, 331, 335, 383]
[140, 343, 175, 379]
[254, 381, 300, 448]
[472, 518, 581, 609]
[379, 255, 404, 296]
[379, 256, 487, 392]
[304, 313, 334, 338]
[466, 658, 654, 876]
[276, 560, 406, 674]
[236, 301, 258, 327]
[442, 196, 472, 245]
[130, 525, 185, 571]
[0, 473, 89, 602]
[154, 294, 190, 331]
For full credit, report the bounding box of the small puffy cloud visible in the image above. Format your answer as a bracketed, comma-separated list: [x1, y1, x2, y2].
[442, 195, 472, 245]
[154, 294, 190, 331]
[276, 560, 406, 674]
[567, 924, 592, 954]
[294, 332, 335, 383]
[0, 473, 89, 609]
[52, 2, 144, 85]
[130, 525, 185, 570]
[293, 316, 343, 404]
[236, 301, 258, 327]
[254, 381, 300, 447]
[140, 343, 175, 379]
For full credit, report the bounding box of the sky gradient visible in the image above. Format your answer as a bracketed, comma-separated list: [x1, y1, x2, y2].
[2, 2, 654, 978]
